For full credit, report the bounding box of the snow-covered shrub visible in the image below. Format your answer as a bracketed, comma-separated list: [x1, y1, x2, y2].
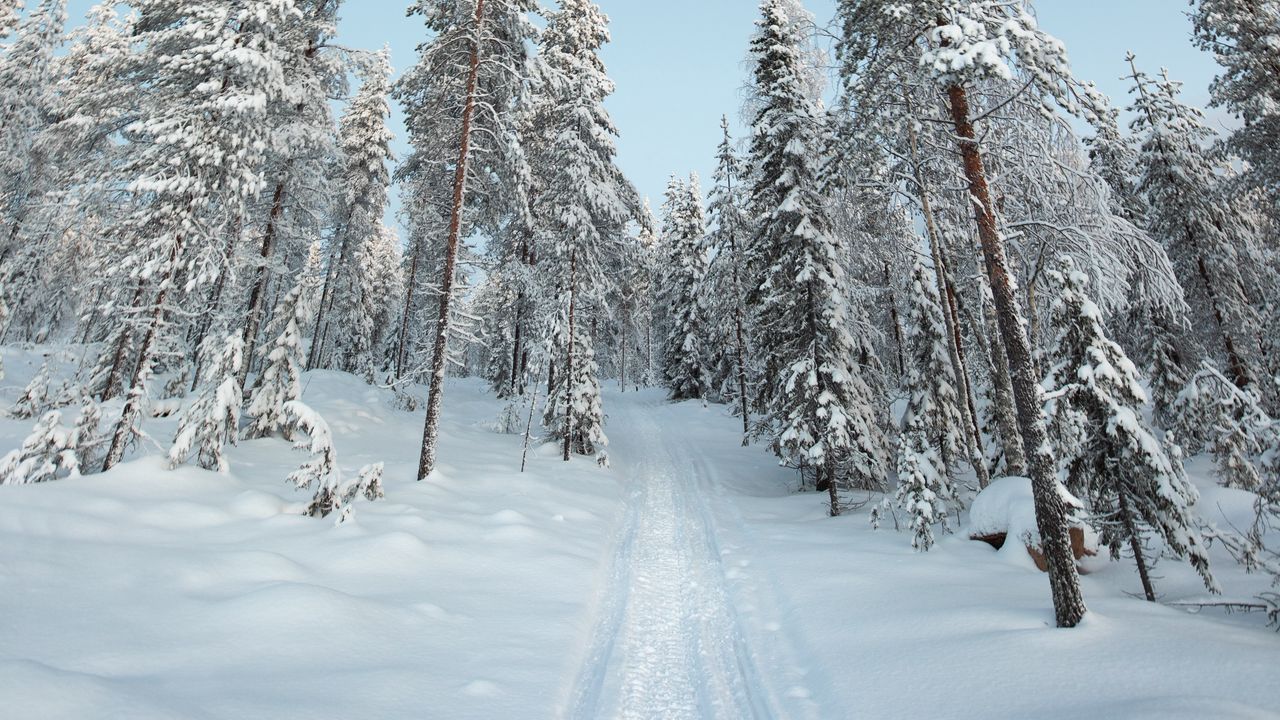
[0, 411, 79, 484]
[878, 427, 954, 551]
[284, 401, 384, 523]
[9, 361, 52, 419]
[1173, 365, 1277, 491]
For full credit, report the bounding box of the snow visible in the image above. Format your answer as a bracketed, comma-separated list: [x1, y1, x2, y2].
[0, 347, 1278, 719]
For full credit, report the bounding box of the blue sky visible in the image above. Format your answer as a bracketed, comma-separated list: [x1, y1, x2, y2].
[63, 0, 1223, 220]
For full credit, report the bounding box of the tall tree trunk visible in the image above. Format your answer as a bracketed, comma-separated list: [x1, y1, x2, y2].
[902, 96, 989, 487]
[946, 83, 1086, 628]
[883, 262, 907, 378]
[511, 297, 524, 396]
[417, 0, 486, 481]
[241, 180, 287, 384]
[563, 251, 577, 462]
[619, 298, 628, 393]
[394, 236, 422, 379]
[981, 277, 1027, 476]
[103, 241, 182, 472]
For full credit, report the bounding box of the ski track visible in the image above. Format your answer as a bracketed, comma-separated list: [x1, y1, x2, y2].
[561, 394, 826, 720]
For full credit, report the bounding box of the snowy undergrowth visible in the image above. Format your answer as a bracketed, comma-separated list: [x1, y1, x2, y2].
[1, 347, 1277, 719]
[0, 348, 625, 720]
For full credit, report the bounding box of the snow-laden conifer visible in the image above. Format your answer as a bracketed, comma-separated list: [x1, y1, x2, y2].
[658, 174, 710, 401]
[0, 410, 78, 484]
[314, 51, 395, 375]
[1129, 59, 1262, 390]
[245, 281, 308, 440]
[1043, 257, 1217, 599]
[902, 259, 967, 475]
[170, 334, 244, 474]
[1192, 0, 1280, 197]
[283, 401, 384, 521]
[747, 0, 886, 515]
[1174, 365, 1276, 492]
[100, 0, 301, 473]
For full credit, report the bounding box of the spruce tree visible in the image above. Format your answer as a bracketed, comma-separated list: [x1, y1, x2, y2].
[902, 259, 967, 475]
[1129, 57, 1262, 390]
[1192, 0, 1280, 197]
[702, 117, 753, 439]
[0, 410, 78, 484]
[397, 0, 541, 480]
[658, 174, 710, 401]
[313, 51, 395, 375]
[170, 334, 244, 474]
[747, 0, 886, 516]
[533, 0, 641, 463]
[245, 281, 308, 440]
[1043, 257, 1217, 600]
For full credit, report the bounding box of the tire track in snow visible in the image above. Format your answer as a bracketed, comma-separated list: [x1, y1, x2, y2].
[560, 396, 788, 720]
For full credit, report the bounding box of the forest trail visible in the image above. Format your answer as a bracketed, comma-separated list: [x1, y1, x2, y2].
[559, 392, 825, 720]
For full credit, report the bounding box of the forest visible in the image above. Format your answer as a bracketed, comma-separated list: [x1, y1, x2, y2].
[0, 0, 1278, 717]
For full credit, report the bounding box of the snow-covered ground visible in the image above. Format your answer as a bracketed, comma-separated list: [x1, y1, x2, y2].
[1, 347, 1277, 719]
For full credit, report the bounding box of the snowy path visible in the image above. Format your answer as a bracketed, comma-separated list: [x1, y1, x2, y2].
[561, 395, 823, 720]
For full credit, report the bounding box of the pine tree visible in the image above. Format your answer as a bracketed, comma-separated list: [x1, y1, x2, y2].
[0, 410, 78, 484]
[658, 174, 710, 401]
[0, 0, 66, 259]
[235, 0, 346, 386]
[313, 50, 395, 375]
[397, 0, 541, 480]
[245, 281, 308, 440]
[1129, 57, 1262, 390]
[702, 117, 753, 441]
[902, 259, 968, 475]
[835, 0, 1104, 626]
[169, 334, 244, 474]
[1192, 0, 1280, 197]
[100, 0, 300, 473]
[748, 0, 886, 516]
[533, 0, 641, 463]
[1043, 256, 1217, 600]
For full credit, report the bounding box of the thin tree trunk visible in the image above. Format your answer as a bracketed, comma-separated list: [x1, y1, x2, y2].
[103, 241, 181, 472]
[394, 237, 422, 379]
[98, 282, 144, 402]
[883, 262, 906, 378]
[981, 277, 1027, 476]
[902, 94, 989, 486]
[1118, 485, 1157, 602]
[619, 299, 628, 393]
[417, 0, 487, 481]
[947, 82, 1085, 628]
[511, 297, 524, 396]
[241, 180, 287, 384]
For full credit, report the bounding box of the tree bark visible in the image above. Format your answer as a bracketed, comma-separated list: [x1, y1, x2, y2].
[1118, 484, 1157, 602]
[902, 88, 988, 486]
[947, 83, 1086, 628]
[393, 235, 422, 379]
[417, 0, 487, 481]
[241, 180, 287, 385]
